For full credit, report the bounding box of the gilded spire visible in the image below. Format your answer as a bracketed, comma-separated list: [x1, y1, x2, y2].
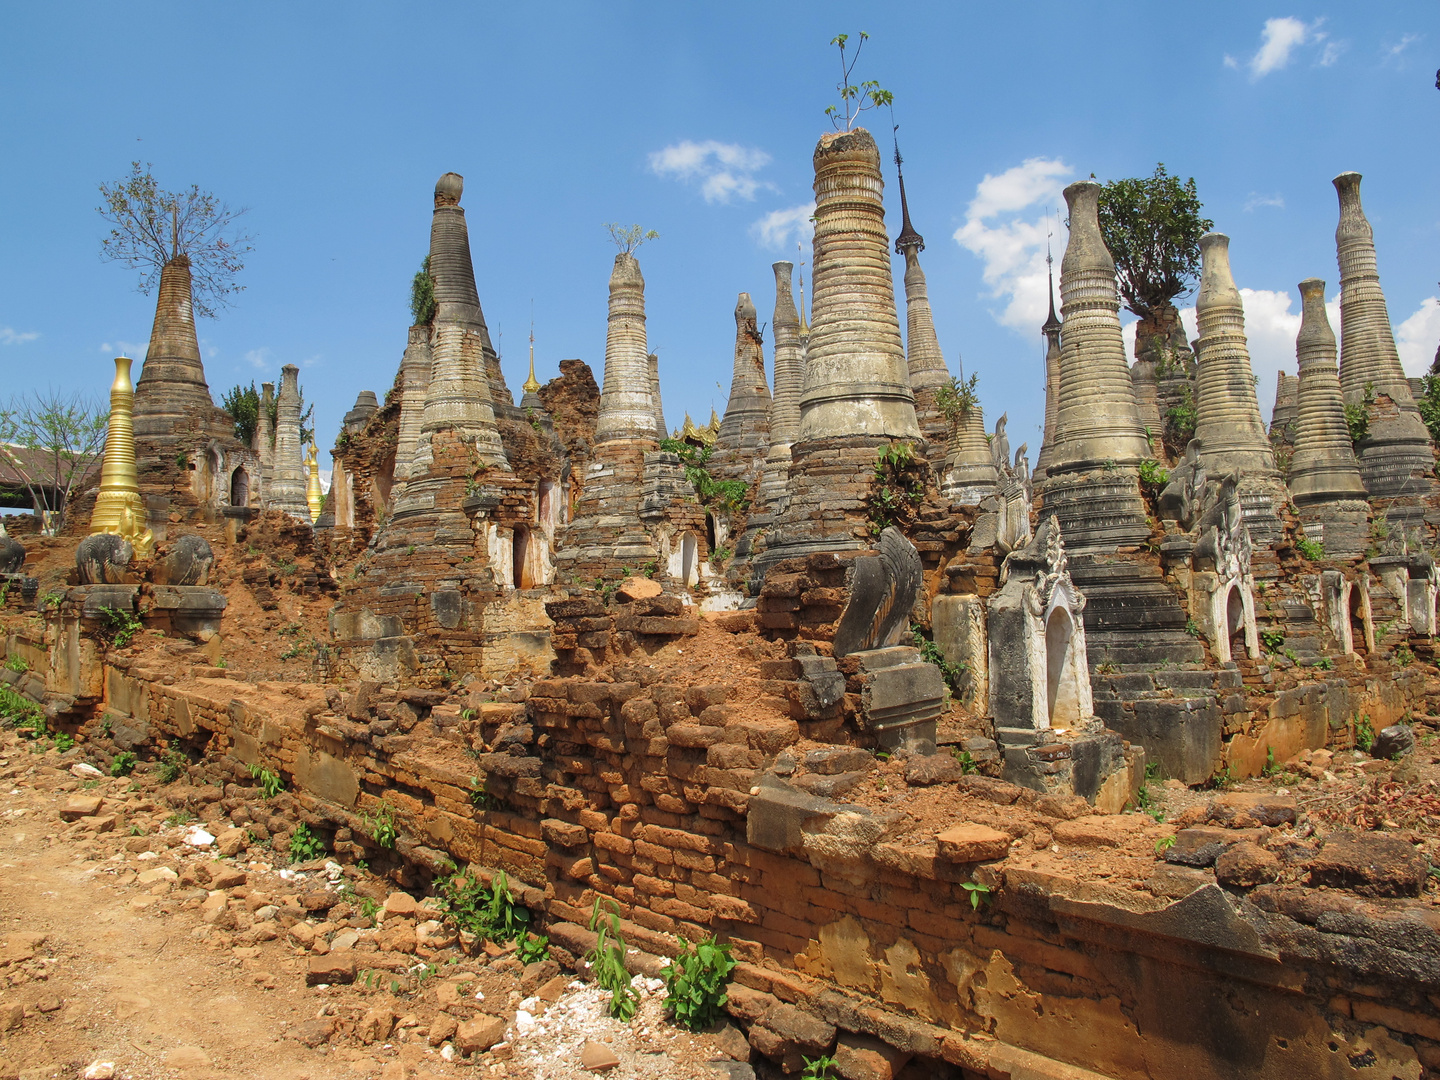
[90, 356, 155, 556]
[522, 322, 541, 395]
[305, 442, 324, 524]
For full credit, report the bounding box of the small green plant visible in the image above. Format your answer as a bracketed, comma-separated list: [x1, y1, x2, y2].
[517, 932, 551, 965]
[1096, 660, 1118, 675]
[360, 801, 398, 848]
[41, 590, 65, 611]
[437, 868, 532, 943]
[661, 934, 737, 1031]
[411, 255, 437, 325]
[1165, 384, 1198, 449]
[4, 655, 28, 674]
[1345, 384, 1376, 445]
[1295, 536, 1325, 561]
[277, 622, 301, 636]
[356, 896, 380, 921]
[1154, 834, 1177, 855]
[802, 1056, 840, 1080]
[1259, 628, 1285, 655]
[586, 896, 639, 1021]
[1209, 765, 1236, 790]
[249, 763, 285, 798]
[279, 643, 306, 661]
[934, 372, 980, 425]
[709, 546, 733, 566]
[157, 749, 186, 783]
[950, 748, 979, 775]
[176, 452, 190, 469]
[912, 623, 967, 696]
[1314, 656, 1333, 671]
[468, 777, 498, 810]
[1184, 617, 1201, 637]
[0, 685, 44, 731]
[95, 606, 143, 649]
[1134, 784, 1164, 823]
[1262, 745, 1277, 777]
[164, 809, 195, 828]
[1137, 458, 1170, 491]
[288, 822, 326, 863]
[53, 731, 74, 753]
[868, 441, 926, 534]
[1282, 648, 1299, 664]
[1355, 714, 1375, 752]
[823, 31, 893, 131]
[110, 750, 138, 777]
[1395, 645, 1415, 668]
[960, 881, 993, 911]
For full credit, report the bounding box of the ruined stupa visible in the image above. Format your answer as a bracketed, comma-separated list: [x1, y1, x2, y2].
[1192, 232, 1284, 542]
[761, 127, 920, 562]
[266, 365, 311, 521]
[755, 261, 803, 516]
[1288, 278, 1370, 556]
[1333, 172, 1435, 506]
[892, 147, 951, 455]
[711, 292, 771, 483]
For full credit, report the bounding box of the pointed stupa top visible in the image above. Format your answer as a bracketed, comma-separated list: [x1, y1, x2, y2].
[1034, 261, 1063, 481]
[1041, 255, 1061, 337]
[713, 291, 772, 473]
[522, 332, 541, 395]
[594, 252, 658, 444]
[892, 139, 924, 256]
[770, 261, 803, 446]
[133, 256, 218, 433]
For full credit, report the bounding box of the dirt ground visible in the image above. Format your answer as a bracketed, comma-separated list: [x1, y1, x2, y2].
[0, 731, 741, 1080]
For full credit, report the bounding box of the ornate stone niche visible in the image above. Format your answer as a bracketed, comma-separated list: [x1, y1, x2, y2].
[987, 517, 1093, 739]
[1190, 479, 1258, 664]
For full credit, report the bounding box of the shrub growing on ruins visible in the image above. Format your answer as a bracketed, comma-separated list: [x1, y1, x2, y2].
[288, 823, 326, 862]
[97, 161, 253, 318]
[586, 896, 639, 1021]
[360, 800, 398, 848]
[604, 223, 659, 255]
[438, 868, 532, 943]
[220, 382, 260, 445]
[802, 1055, 840, 1080]
[1096, 164, 1212, 324]
[934, 373, 979, 425]
[95, 606, 142, 650]
[1419, 374, 1440, 446]
[410, 255, 437, 325]
[0, 686, 43, 730]
[823, 32, 893, 131]
[1295, 536, 1325, 561]
[661, 934, 736, 1031]
[517, 932, 550, 965]
[248, 763, 285, 798]
[1345, 385, 1376, 446]
[109, 751, 138, 777]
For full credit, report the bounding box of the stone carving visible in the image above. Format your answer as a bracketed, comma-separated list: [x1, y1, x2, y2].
[832, 527, 924, 657]
[75, 533, 134, 585]
[1157, 441, 1208, 528]
[0, 522, 24, 575]
[152, 534, 214, 587]
[1191, 475, 1259, 664]
[988, 517, 1093, 737]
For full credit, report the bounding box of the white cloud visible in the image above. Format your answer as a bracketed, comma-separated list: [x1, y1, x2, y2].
[952, 158, 1071, 333]
[244, 346, 272, 370]
[98, 340, 145, 356]
[1397, 298, 1440, 374]
[751, 203, 815, 252]
[1382, 33, 1420, 65]
[648, 140, 775, 204]
[1318, 40, 1345, 66]
[1223, 54, 1239, 69]
[1249, 17, 1318, 78]
[1, 327, 39, 346]
[1243, 192, 1285, 212]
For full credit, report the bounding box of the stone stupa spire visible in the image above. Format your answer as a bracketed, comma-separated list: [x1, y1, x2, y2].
[392, 327, 432, 483]
[892, 137, 950, 451]
[268, 365, 311, 521]
[1333, 171, 1434, 499]
[1192, 234, 1280, 477]
[90, 356, 155, 556]
[132, 256, 215, 434]
[1034, 255, 1063, 481]
[941, 403, 998, 505]
[1290, 278, 1368, 506]
[648, 354, 667, 441]
[594, 251, 658, 445]
[418, 172, 509, 469]
[712, 291, 772, 480]
[769, 261, 803, 446]
[254, 381, 275, 497]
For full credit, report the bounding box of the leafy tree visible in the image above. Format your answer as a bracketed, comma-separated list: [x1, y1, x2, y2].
[605, 223, 658, 255]
[1096, 164, 1213, 323]
[410, 255, 437, 326]
[825, 32, 893, 131]
[221, 383, 260, 445]
[97, 161, 254, 318]
[0, 390, 108, 532]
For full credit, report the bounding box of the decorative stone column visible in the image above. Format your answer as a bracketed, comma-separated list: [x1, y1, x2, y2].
[649, 353, 667, 439]
[712, 292, 771, 482]
[1333, 172, 1435, 501]
[90, 356, 154, 556]
[594, 252, 658, 445]
[1289, 278, 1370, 556]
[1192, 233, 1284, 541]
[254, 382, 275, 499]
[763, 128, 921, 562]
[267, 365, 310, 521]
[756, 262, 803, 516]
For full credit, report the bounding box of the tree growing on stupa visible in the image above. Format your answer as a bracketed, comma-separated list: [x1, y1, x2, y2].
[1097, 164, 1213, 369]
[824, 31, 893, 130]
[97, 161, 254, 318]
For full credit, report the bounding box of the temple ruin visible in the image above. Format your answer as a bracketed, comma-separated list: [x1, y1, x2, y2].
[5, 131, 1440, 1080]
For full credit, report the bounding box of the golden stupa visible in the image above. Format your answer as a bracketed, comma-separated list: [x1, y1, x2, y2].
[89, 357, 155, 556]
[304, 443, 324, 523]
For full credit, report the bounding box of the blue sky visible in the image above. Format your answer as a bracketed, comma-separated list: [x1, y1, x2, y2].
[1, 3, 1436, 467]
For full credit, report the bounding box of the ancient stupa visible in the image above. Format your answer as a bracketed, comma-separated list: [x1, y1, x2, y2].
[892, 143, 951, 456]
[711, 292, 772, 483]
[89, 356, 155, 556]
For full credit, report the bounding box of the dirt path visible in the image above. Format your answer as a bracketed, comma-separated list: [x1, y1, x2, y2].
[0, 733, 743, 1080]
